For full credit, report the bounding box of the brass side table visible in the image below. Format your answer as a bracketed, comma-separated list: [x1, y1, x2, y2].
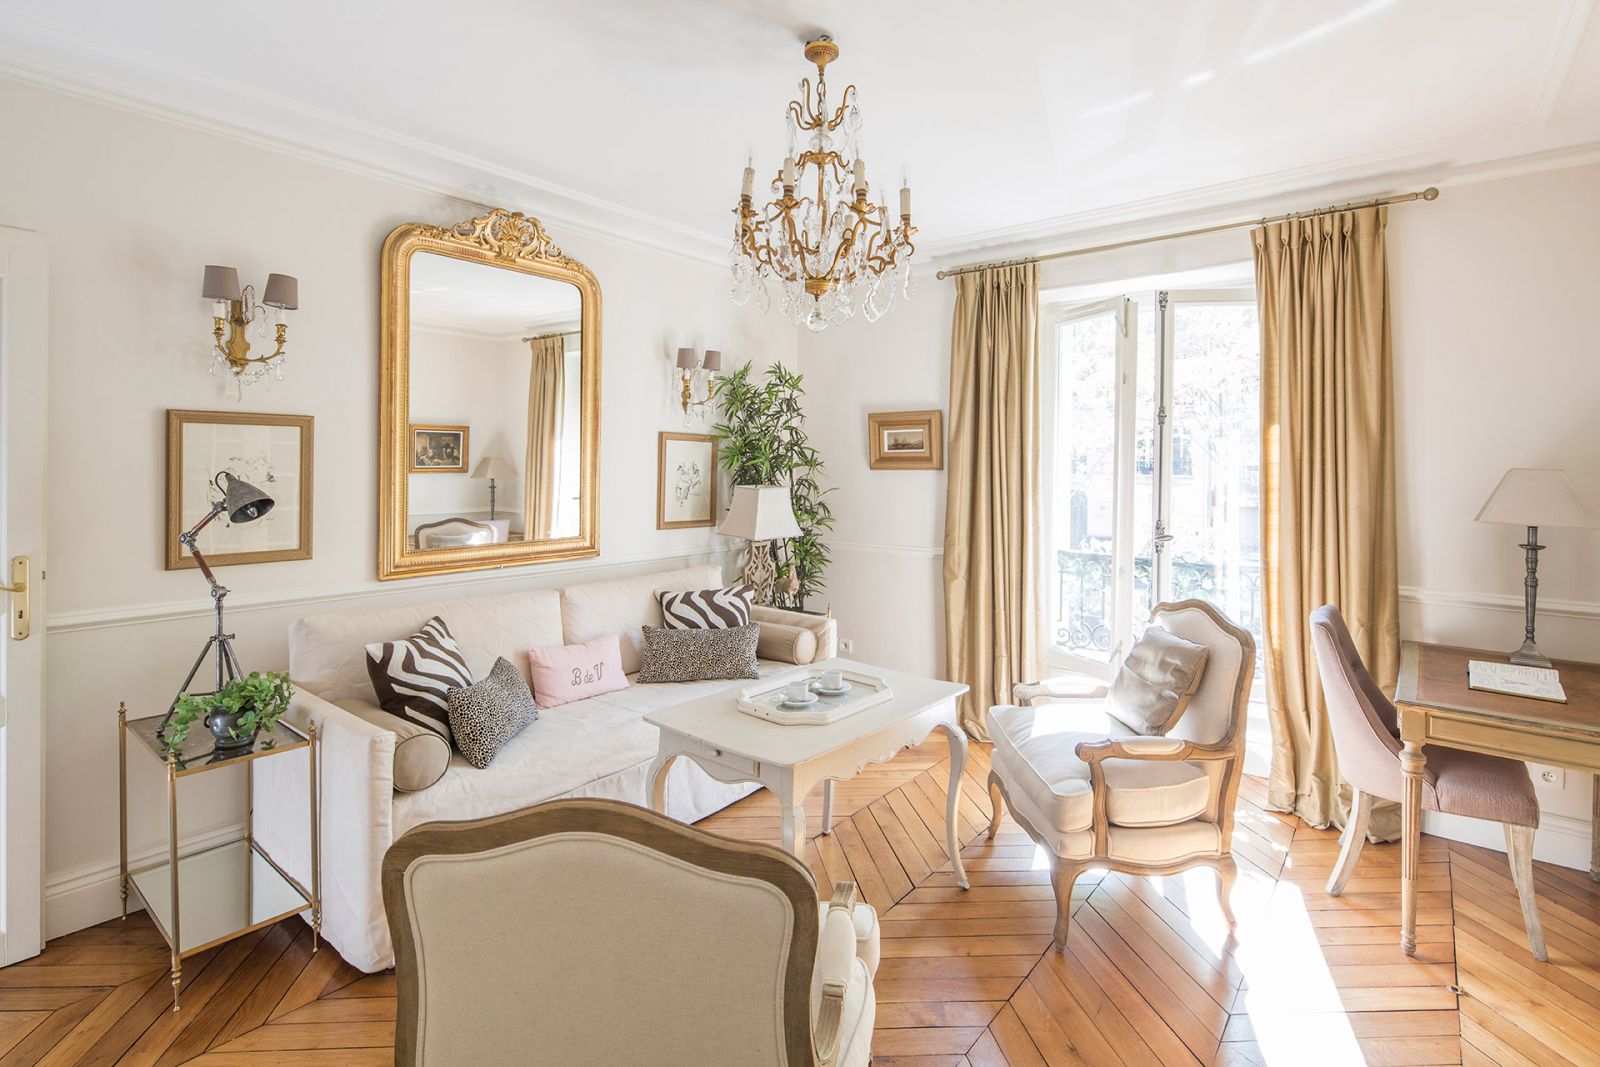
[117, 703, 321, 1011]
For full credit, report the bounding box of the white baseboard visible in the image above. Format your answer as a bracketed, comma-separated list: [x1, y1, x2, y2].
[44, 821, 244, 940]
[1423, 809, 1592, 872]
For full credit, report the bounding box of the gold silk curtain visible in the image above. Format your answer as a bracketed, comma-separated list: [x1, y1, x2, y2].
[1255, 206, 1401, 837]
[523, 336, 566, 541]
[943, 263, 1043, 740]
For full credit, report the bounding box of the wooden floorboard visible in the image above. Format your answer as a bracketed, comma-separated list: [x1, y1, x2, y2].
[8, 737, 1599, 1064]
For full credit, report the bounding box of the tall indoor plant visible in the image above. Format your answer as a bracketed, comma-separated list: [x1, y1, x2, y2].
[711, 362, 834, 610]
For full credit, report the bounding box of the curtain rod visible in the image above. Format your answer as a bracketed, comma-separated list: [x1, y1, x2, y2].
[935, 186, 1440, 281]
[521, 329, 580, 342]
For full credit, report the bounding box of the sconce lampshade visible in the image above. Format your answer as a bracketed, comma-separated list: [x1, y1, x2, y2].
[219, 471, 274, 524]
[702, 349, 722, 373]
[202, 265, 242, 302]
[719, 485, 802, 541]
[675, 347, 698, 370]
[470, 455, 517, 480]
[262, 273, 300, 310]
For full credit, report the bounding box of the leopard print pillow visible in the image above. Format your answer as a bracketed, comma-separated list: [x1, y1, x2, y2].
[636, 623, 760, 683]
[446, 656, 538, 769]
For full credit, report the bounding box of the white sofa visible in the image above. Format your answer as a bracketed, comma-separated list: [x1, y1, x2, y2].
[251, 563, 836, 972]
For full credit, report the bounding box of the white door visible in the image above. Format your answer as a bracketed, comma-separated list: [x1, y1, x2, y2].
[0, 226, 46, 965]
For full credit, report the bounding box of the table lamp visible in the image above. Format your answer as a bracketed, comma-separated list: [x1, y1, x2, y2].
[470, 455, 516, 520]
[719, 485, 802, 604]
[1475, 467, 1597, 667]
[159, 471, 275, 737]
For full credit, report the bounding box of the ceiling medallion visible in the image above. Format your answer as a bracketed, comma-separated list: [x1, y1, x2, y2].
[731, 35, 916, 333]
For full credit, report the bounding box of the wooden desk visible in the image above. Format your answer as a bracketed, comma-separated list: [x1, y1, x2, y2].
[1396, 641, 1600, 956]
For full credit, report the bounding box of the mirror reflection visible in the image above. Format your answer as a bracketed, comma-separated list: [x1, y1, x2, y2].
[406, 251, 584, 549]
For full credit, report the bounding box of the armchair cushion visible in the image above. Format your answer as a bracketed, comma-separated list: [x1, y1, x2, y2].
[1107, 627, 1209, 735]
[989, 704, 1211, 833]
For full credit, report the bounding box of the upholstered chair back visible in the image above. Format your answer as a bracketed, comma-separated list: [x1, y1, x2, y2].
[1151, 601, 1255, 748]
[1309, 604, 1403, 801]
[383, 799, 822, 1067]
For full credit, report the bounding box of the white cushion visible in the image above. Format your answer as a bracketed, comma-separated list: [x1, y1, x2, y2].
[391, 661, 788, 840]
[290, 588, 564, 705]
[560, 565, 724, 674]
[989, 704, 1211, 832]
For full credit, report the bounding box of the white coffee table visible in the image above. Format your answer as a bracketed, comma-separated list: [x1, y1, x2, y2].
[645, 658, 971, 890]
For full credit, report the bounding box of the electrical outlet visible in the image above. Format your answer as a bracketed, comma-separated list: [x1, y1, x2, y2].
[1535, 765, 1565, 788]
[840, 638, 855, 654]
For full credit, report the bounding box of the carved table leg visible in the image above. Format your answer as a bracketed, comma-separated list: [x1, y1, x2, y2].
[820, 779, 835, 836]
[781, 795, 808, 857]
[1399, 738, 1425, 956]
[646, 752, 677, 814]
[936, 721, 971, 890]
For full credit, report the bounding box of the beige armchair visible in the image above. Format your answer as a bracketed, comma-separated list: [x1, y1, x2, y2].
[382, 798, 878, 1066]
[986, 600, 1255, 949]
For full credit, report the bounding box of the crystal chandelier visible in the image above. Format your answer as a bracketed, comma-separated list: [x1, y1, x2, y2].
[731, 36, 915, 333]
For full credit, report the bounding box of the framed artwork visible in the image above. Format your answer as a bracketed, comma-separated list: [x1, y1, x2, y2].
[410, 424, 469, 473]
[166, 410, 314, 569]
[657, 432, 718, 529]
[868, 410, 944, 470]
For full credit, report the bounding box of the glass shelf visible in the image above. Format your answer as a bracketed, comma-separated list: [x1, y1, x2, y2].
[124, 712, 308, 776]
[129, 839, 311, 957]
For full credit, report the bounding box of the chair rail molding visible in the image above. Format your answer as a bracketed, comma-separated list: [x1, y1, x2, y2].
[1399, 584, 1600, 622]
[47, 547, 737, 634]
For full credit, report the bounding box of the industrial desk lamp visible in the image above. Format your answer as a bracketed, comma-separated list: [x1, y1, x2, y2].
[1476, 468, 1597, 667]
[157, 471, 275, 738]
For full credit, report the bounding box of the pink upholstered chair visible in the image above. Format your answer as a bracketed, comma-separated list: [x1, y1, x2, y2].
[1309, 604, 1546, 959]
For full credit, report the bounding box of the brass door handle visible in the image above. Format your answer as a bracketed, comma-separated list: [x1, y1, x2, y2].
[1, 556, 29, 640]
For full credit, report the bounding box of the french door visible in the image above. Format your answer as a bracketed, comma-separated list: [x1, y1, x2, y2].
[0, 226, 46, 964]
[1045, 288, 1261, 678]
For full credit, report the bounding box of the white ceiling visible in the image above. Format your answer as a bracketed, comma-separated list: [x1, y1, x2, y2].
[2, 1, 1598, 260]
[410, 252, 581, 337]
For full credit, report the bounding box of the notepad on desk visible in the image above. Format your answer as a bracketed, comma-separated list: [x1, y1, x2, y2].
[1467, 660, 1568, 703]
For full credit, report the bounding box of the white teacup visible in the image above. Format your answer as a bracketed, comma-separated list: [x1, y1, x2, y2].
[818, 669, 845, 691]
[784, 680, 813, 703]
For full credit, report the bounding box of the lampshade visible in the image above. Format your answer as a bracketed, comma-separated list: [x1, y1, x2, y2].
[719, 485, 802, 541]
[202, 265, 241, 302]
[470, 455, 517, 480]
[218, 472, 274, 523]
[1475, 468, 1598, 528]
[262, 273, 299, 310]
[702, 349, 722, 372]
[675, 347, 698, 370]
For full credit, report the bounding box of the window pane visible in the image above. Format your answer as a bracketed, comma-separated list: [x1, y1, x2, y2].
[1050, 312, 1118, 662]
[1165, 302, 1262, 652]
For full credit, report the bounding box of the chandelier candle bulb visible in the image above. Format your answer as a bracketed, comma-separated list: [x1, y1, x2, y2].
[782, 156, 796, 187]
[741, 165, 755, 198]
[900, 184, 911, 217]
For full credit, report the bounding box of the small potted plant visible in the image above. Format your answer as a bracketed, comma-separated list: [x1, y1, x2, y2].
[169, 671, 294, 753]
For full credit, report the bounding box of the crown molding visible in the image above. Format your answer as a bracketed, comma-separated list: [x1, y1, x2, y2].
[921, 139, 1600, 269]
[0, 13, 729, 269]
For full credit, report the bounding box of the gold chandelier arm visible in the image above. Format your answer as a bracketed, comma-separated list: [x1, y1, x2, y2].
[825, 84, 858, 131]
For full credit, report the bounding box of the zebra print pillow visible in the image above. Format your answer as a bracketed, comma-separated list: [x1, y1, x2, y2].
[656, 584, 755, 630]
[365, 616, 474, 741]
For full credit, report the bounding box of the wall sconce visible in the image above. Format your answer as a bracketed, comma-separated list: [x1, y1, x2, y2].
[676, 347, 721, 423]
[203, 265, 300, 385]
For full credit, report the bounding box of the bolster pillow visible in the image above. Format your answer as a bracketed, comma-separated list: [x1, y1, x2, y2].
[335, 698, 451, 793]
[756, 621, 818, 665]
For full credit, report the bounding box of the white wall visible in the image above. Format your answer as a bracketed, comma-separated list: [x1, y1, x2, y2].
[800, 160, 1600, 868]
[0, 76, 796, 937]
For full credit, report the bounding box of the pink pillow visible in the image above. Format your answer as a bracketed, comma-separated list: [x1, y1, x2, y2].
[527, 633, 629, 709]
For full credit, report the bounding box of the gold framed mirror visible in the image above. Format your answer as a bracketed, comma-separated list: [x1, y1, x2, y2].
[380, 209, 600, 580]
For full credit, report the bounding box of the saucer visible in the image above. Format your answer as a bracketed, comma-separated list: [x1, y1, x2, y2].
[811, 680, 852, 697]
[778, 691, 819, 709]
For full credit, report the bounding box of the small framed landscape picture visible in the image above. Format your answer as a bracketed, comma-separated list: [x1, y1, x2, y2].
[869, 410, 944, 470]
[166, 410, 314, 570]
[410, 424, 469, 473]
[657, 432, 718, 529]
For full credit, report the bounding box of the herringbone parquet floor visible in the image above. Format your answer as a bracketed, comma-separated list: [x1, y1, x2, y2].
[6, 739, 1599, 1065]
